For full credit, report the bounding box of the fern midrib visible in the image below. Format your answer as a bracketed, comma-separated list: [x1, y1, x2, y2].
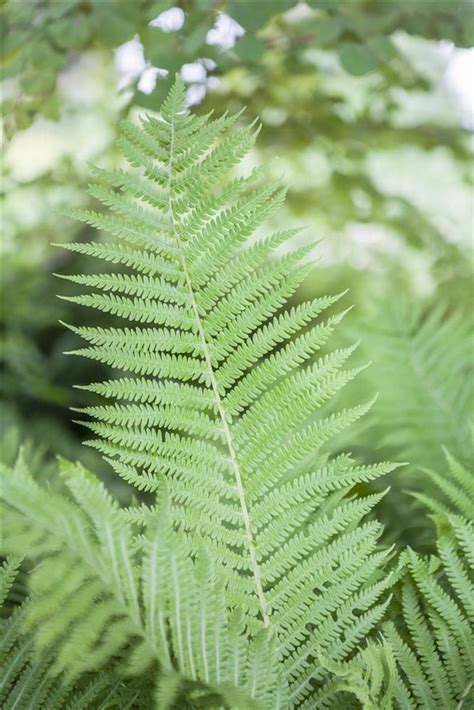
[166, 112, 271, 629]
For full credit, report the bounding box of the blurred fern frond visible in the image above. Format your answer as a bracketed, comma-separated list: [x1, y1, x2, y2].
[411, 447, 474, 520]
[0, 554, 149, 710]
[354, 298, 472, 469]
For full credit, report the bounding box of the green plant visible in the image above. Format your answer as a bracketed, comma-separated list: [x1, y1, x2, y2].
[1, 456, 280, 708]
[319, 514, 474, 710]
[1, 79, 473, 708]
[3, 0, 471, 130]
[384, 515, 474, 709]
[0, 552, 148, 709]
[356, 301, 472, 470]
[411, 449, 474, 520]
[338, 293, 473, 549]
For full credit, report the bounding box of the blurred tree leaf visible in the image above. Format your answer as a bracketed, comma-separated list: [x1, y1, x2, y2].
[235, 35, 265, 62]
[307, 16, 342, 46]
[48, 16, 91, 51]
[91, 8, 135, 47]
[229, 0, 294, 32]
[368, 36, 397, 63]
[339, 41, 379, 75]
[2, 0, 472, 132]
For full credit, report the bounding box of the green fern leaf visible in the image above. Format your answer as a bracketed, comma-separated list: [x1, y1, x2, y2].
[0, 546, 146, 709]
[384, 517, 474, 709]
[1, 456, 284, 708]
[411, 447, 474, 521]
[357, 300, 473, 469]
[59, 77, 400, 705]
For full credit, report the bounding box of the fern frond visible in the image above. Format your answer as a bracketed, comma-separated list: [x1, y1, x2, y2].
[357, 300, 473, 469]
[1, 457, 285, 708]
[0, 556, 22, 608]
[384, 516, 474, 709]
[59, 77, 400, 704]
[315, 639, 398, 709]
[0, 545, 146, 709]
[411, 447, 474, 520]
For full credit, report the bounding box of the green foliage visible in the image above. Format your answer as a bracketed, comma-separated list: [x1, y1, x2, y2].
[3, 0, 472, 470]
[412, 448, 474, 521]
[0, 554, 147, 709]
[333, 292, 473, 550]
[2, 0, 472, 131]
[316, 640, 399, 709]
[384, 516, 474, 709]
[1, 78, 473, 709]
[1, 455, 281, 708]
[2, 0, 150, 129]
[0, 251, 66, 406]
[55, 78, 402, 706]
[357, 301, 472, 470]
[322, 517, 474, 710]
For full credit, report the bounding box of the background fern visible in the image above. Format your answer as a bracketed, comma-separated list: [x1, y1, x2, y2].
[355, 299, 472, 469]
[411, 449, 474, 521]
[335, 288, 473, 548]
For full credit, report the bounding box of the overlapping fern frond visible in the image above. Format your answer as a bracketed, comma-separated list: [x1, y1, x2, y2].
[316, 640, 398, 709]
[325, 516, 474, 710]
[54, 78, 402, 705]
[356, 299, 473, 469]
[1, 455, 283, 709]
[411, 447, 474, 520]
[384, 516, 474, 709]
[0, 554, 146, 710]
